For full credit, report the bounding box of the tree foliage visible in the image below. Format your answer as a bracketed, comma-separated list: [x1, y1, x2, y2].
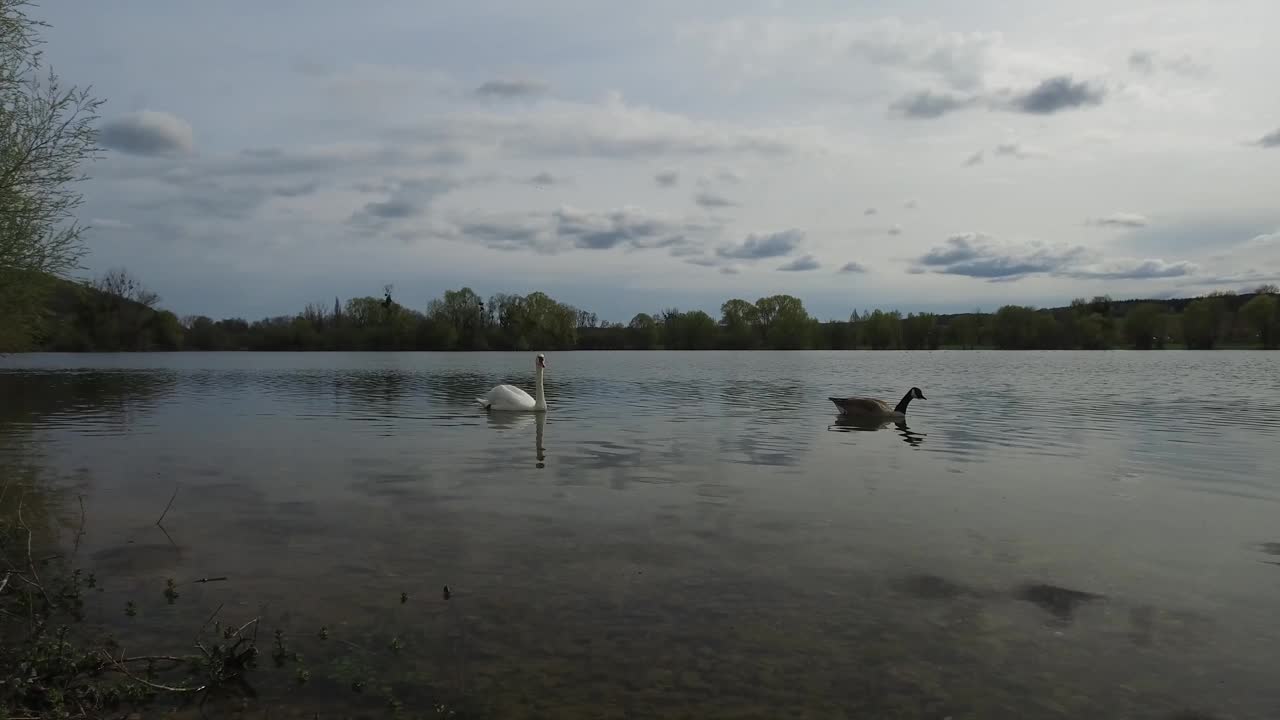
[1241, 291, 1279, 349]
[0, 0, 103, 351]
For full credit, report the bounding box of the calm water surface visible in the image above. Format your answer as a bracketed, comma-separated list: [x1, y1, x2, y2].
[2, 350, 1279, 718]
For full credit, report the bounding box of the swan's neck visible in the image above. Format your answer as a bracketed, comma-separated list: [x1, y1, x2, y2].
[893, 390, 914, 414]
[534, 366, 546, 410]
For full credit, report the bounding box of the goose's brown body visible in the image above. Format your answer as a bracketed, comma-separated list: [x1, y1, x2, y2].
[829, 387, 926, 417]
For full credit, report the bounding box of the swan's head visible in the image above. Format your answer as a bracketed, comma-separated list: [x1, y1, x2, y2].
[536, 353, 547, 369]
[911, 386, 926, 400]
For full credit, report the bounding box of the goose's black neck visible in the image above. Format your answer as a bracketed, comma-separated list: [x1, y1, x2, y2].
[893, 390, 915, 414]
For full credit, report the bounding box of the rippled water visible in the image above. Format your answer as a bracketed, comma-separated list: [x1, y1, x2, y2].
[3, 350, 1279, 718]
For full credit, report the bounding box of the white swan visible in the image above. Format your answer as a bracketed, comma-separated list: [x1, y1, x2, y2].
[476, 353, 547, 412]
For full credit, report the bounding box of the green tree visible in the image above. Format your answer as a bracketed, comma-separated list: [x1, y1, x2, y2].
[1123, 303, 1166, 350]
[0, 1, 104, 351]
[992, 305, 1037, 349]
[861, 309, 902, 349]
[1076, 312, 1114, 350]
[663, 309, 718, 349]
[719, 298, 760, 349]
[427, 287, 487, 349]
[755, 294, 813, 349]
[946, 314, 979, 349]
[902, 312, 939, 350]
[1241, 292, 1279, 349]
[627, 313, 660, 349]
[1182, 297, 1224, 349]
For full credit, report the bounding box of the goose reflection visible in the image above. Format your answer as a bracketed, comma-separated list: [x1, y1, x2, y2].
[828, 415, 926, 447]
[483, 410, 547, 468]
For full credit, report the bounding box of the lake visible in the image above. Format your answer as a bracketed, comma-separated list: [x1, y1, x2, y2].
[2, 350, 1279, 719]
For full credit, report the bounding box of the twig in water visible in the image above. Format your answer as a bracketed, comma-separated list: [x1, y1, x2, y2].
[73, 493, 86, 553]
[195, 602, 226, 645]
[188, 576, 229, 585]
[157, 485, 179, 526]
[157, 522, 177, 548]
[16, 497, 53, 609]
[99, 649, 206, 694]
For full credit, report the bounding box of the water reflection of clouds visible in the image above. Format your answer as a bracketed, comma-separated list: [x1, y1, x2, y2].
[6, 352, 1280, 718]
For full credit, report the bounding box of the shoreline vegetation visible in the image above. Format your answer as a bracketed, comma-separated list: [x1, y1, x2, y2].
[0, 474, 475, 718]
[12, 270, 1280, 354]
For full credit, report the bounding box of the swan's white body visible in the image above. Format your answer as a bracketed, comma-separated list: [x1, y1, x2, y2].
[477, 354, 547, 412]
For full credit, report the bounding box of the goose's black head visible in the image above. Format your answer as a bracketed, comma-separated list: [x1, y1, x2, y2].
[911, 387, 926, 400]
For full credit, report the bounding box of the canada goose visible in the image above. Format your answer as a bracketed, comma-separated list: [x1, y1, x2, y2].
[829, 386, 926, 418]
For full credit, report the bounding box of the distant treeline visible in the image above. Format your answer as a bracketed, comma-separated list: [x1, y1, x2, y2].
[27, 269, 1280, 352]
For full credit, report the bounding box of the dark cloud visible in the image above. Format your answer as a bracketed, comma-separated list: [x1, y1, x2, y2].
[452, 206, 711, 256]
[895, 76, 1105, 120]
[1064, 259, 1195, 280]
[839, 261, 869, 274]
[695, 191, 737, 208]
[554, 207, 698, 251]
[914, 233, 1194, 282]
[88, 218, 133, 231]
[890, 90, 977, 118]
[684, 255, 721, 267]
[1255, 129, 1280, 148]
[1128, 50, 1156, 74]
[127, 173, 268, 222]
[347, 177, 459, 234]
[915, 233, 1088, 279]
[918, 233, 988, 266]
[360, 198, 418, 219]
[529, 171, 558, 185]
[1129, 50, 1207, 77]
[271, 182, 319, 197]
[778, 254, 820, 272]
[387, 107, 800, 160]
[668, 244, 704, 257]
[99, 110, 194, 156]
[212, 143, 466, 179]
[475, 78, 549, 98]
[963, 150, 984, 167]
[457, 217, 548, 253]
[716, 229, 804, 260]
[1088, 213, 1148, 228]
[1005, 76, 1106, 114]
[719, 266, 740, 275]
[655, 170, 679, 187]
[994, 142, 1034, 159]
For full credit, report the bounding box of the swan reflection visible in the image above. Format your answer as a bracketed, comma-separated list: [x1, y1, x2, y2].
[828, 415, 926, 447]
[484, 410, 547, 468]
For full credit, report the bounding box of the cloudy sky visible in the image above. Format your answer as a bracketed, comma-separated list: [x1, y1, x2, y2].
[35, 0, 1280, 322]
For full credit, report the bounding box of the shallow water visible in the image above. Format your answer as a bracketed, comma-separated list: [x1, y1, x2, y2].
[2, 350, 1279, 718]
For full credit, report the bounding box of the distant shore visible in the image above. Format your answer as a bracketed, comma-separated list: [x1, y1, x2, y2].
[17, 272, 1280, 354]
